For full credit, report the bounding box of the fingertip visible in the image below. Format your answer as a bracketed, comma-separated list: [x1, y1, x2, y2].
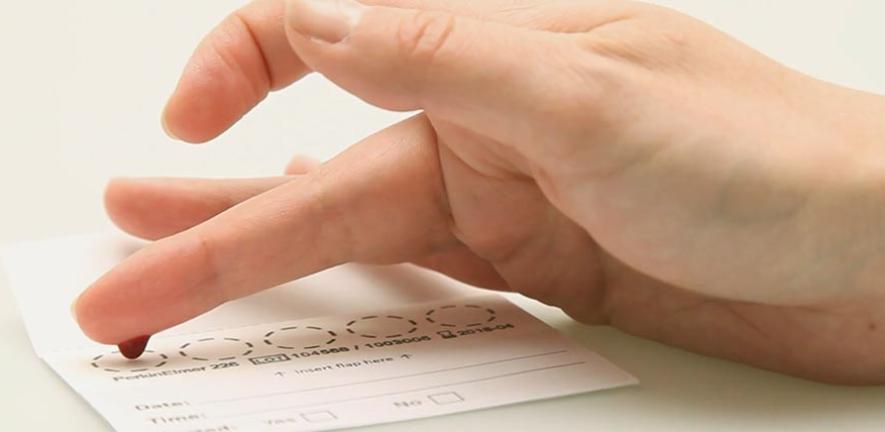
[70, 293, 81, 326]
[161, 108, 182, 142]
[75, 233, 228, 345]
[284, 0, 365, 45]
[104, 177, 295, 242]
[103, 178, 166, 241]
[103, 178, 138, 232]
[162, 79, 234, 144]
[160, 39, 254, 145]
[163, 0, 313, 144]
[284, 154, 322, 175]
[104, 178, 213, 241]
[72, 286, 118, 344]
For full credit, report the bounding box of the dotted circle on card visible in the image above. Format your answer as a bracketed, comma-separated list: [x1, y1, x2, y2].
[178, 337, 254, 361]
[425, 304, 497, 328]
[345, 315, 419, 339]
[90, 350, 168, 373]
[263, 326, 338, 350]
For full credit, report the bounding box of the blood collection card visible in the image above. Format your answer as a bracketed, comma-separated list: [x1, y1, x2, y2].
[2, 232, 636, 431]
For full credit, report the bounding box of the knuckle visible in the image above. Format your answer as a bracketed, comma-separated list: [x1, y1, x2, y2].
[188, 230, 227, 305]
[302, 174, 357, 265]
[396, 11, 457, 66]
[211, 12, 272, 103]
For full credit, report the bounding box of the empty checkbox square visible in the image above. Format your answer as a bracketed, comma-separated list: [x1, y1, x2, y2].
[301, 410, 337, 422]
[428, 392, 465, 405]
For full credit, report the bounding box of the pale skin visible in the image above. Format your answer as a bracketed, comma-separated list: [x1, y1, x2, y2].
[72, 0, 885, 384]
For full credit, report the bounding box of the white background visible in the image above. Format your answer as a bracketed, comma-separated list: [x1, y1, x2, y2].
[1, 0, 884, 430]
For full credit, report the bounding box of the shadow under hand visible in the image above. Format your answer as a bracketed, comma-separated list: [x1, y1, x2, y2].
[558, 320, 885, 429]
[173, 263, 484, 335]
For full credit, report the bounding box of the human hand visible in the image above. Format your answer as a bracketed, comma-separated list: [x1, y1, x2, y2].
[73, 0, 885, 384]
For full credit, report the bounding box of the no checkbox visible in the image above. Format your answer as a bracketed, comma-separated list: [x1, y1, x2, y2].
[428, 392, 465, 405]
[301, 410, 337, 422]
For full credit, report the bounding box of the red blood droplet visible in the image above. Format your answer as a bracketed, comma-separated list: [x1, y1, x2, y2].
[118, 335, 151, 359]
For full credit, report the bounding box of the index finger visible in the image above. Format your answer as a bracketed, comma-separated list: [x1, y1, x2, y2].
[74, 115, 456, 344]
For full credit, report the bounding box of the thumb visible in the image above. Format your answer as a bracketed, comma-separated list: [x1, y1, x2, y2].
[284, 0, 586, 149]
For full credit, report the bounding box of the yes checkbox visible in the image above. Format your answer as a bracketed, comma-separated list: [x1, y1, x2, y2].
[301, 410, 337, 422]
[428, 392, 465, 405]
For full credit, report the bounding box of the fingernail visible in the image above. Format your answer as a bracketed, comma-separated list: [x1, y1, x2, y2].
[286, 0, 366, 44]
[118, 335, 151, 360]
[70, 296, 80, 325]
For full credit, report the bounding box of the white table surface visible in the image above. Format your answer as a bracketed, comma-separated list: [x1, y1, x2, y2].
[1, 1, 884, 430]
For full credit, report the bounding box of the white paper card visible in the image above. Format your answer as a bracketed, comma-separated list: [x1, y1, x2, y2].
[2, 232, 637, 431]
